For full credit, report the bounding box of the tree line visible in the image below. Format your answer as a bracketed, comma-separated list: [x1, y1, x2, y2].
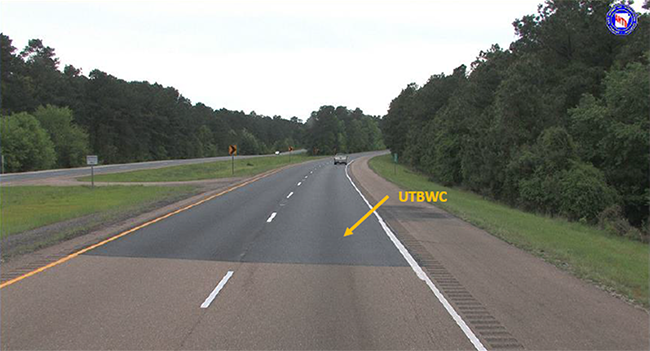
[381, 0, 649, 240]
[304, 105, 384, 155]
[0, 34, 304, 171]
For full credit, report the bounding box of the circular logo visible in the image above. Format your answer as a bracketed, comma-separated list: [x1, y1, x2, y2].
[606, 4, 638, 36]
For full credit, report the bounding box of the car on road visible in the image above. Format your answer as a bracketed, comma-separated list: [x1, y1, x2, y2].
[333, 154, 348, 165]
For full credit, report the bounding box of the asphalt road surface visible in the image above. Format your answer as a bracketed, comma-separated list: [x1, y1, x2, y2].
[1, 153, 647, 350]
[0, 149, 305, 183]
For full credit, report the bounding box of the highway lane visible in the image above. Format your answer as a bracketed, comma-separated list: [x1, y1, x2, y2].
[0, 154, 478, 349]
[0, 149, 305, 183]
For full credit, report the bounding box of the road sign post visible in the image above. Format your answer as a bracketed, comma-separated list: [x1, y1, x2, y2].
[1, 154, 4, 175]
[228, 145, 237, 176]
[393, 153, 398, 175]
[86, 155, 98, 188]
[288, 146, 294, 163]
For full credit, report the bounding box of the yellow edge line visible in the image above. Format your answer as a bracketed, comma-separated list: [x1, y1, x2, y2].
[0, 168, 283, 289]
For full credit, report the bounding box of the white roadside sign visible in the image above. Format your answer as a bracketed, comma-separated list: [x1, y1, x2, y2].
[86, 155, 98, 166]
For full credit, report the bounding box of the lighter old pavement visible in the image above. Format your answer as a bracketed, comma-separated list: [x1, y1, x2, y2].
[1, 153, 647, 350]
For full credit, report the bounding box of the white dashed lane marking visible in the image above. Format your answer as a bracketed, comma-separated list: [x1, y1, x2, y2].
[266, 212, 277, 223]
[200, 271, 234, 309]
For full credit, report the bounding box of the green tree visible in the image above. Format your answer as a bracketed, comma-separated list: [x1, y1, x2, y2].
[272, 138, 290, 153]
[345, 119, 366, 153]
[197, 125, 217, 157]
[0, 34, 35, 114]
[306, 106, 382, 155]
[1, 112, 56, 172]
[380, 1, 649, 228]
[381, 84, 417, 156]
[569, 61, 650, 225]
[20, 39, 65, 108]
[238, 129, 266, 155]
[305, 106, 341, 155]
[1, 34, 308, 169]
[32, 105, 89, 168]
[557, 161, 619, 221]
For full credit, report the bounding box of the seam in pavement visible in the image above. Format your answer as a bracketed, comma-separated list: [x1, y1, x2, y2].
[0, 161, 310, 289]
[345, 160, 488, 351]
[349, 156, 524, 350]
[176, 265, 243, 350]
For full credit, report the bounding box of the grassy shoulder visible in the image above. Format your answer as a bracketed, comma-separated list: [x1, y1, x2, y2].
[369, 154, 648, 307]
[79, 154, 321, 182]
[1, 185, 196, 237]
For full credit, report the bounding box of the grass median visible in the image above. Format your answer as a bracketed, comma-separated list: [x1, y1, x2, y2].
[1, 185, 196, 237]
[79, 154, 320, 182]
[369, 154, 648, 307]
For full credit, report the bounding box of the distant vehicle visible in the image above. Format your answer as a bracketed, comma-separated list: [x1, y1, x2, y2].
[333, 154, 348, 165]
[275, 151, 280, 155]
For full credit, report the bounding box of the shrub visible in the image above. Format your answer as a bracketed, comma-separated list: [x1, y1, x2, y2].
[558, 161, 618, 221]
[518, 172, 561, 214]
[641, 222, 650, 243]
[1, 112, 56, 172]
[32, 105, 90, 168]
[598, 205, 631, 236]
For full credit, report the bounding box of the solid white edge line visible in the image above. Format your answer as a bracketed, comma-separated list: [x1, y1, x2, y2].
[287, 192, 294, 199]
[200, 271, 234, 309]
[344, 162, 487, 351]
[266, 212, 277, 222]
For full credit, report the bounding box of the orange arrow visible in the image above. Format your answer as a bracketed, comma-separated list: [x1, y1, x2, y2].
[344, 195, 389, 236]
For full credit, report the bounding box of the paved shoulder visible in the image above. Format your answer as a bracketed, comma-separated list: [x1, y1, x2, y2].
[350, 155, 649, 350]
[1, 157, 475, 350]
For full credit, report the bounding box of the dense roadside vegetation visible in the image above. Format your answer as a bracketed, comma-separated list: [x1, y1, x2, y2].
[1, 33, 303, 168]
[0, 33, 384, 172]
[0, 32, 383, 246]
[79, 153, 322, 182]
[304, 106, 385, 155]
[381, 0, 649, 237]
[370, 154, 648, 307]
[1, 185, 196, 237]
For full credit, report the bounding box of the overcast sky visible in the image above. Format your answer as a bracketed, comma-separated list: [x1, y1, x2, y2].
[2, 1, 642, 120]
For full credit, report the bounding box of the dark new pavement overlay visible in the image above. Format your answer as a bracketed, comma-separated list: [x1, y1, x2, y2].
[86, 155, 408, 267]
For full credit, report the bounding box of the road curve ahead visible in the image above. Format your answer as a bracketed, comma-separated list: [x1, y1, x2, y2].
[1, 154, 478, 350]
[2, 152, 645, 350]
